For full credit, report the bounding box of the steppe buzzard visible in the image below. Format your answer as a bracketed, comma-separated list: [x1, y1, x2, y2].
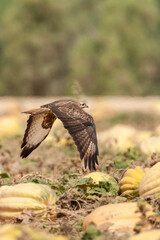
[21, 99, 99, 170]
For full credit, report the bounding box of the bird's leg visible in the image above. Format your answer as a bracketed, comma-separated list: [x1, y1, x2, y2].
[81, 161, 89, 175]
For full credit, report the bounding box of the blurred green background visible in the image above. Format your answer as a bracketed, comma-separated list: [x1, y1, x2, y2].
[0, 0, 160, 96]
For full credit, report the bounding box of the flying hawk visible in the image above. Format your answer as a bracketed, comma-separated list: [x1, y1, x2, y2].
[21, 99, 99, 170]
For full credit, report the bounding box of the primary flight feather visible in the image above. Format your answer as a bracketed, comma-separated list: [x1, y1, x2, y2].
[21, 99, 99, 170]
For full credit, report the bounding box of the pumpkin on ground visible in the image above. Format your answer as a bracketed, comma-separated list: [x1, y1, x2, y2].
[0, 224, 68, 240]
[98, 124, 136, 151]
[132, 130, 152, 145]
[140, 136, 160, 154]
[0, 116, 22, 137]
[139, 162, 160, 197]
[120, 166, 149, 198]
[84, 172, 117, 185]
[83, 202, 154, 233]
[0, 182, 56, 220]
[83, 171, 119, 196]
[129, 230, 160, 240]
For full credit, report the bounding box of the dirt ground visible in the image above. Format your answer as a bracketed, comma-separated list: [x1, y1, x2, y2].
[0, 97, 160, 240]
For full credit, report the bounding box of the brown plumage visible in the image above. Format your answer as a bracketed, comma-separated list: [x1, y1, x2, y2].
[21, 99, 99, 170]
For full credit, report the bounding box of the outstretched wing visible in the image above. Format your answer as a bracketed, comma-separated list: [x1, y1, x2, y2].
[21, 109, 56, 158]
[42, 102, 99, 170]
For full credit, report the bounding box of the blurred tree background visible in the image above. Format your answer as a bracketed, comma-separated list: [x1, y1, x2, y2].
[0, 0, 160, 96]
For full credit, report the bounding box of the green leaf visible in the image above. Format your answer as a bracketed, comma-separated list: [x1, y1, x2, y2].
[114, 155, 131, 169]
[87, 187, 107, 197]
[0, 165, 4, 173]
[101, 166, 108, 173]
[69, 177, 93, 187]
[24, 179, 48, 185]
[81, 224, 101, 240]
[51, 183, 68, 196]
[0, 172, 10, 178]
[114, 147, 141, 169]
[77, 176, 119, 197]
[76, 220, 83, 232]
[98, 180, 119, 196]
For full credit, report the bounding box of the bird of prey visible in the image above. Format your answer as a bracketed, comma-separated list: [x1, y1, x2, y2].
[21, 99, 99, 170]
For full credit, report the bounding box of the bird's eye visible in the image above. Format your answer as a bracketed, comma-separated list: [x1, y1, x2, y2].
[82, 103, 86, 107]
[80, 102, 88, 108]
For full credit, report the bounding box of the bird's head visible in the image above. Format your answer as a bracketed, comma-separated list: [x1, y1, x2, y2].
[79, 101, 88, 109]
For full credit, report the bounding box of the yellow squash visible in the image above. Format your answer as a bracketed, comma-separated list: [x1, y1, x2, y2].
[0, 182, 56, 220]
[84, 171, 117, 185]
[129, 230, 160, 240]
[140, 136, 160, 154]
[0, 224, 68, 240]
[0, 116, 22, 137]
[139, 162, 160, 197]
[83, 171, 119, 194]
[120, 166, 149, 198]
[98, 124, 136, 151]
[83, 202, 154, 233]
